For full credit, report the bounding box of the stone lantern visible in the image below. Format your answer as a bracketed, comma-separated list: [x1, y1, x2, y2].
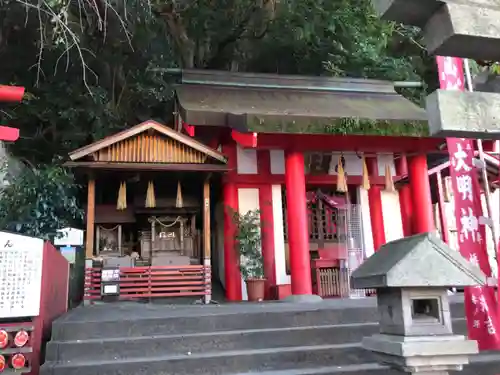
[351, 232, 486, 374]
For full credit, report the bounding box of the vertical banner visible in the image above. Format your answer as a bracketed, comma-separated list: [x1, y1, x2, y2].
[437, 56, 500, 350]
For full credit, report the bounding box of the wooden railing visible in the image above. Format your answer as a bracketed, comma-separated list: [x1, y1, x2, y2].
[84, 265, 211, 302]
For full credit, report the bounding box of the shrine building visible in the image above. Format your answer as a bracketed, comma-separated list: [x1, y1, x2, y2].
[68, 70, 500, 302]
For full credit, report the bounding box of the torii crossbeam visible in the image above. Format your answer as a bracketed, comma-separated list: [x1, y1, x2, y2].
[0, 85, 24, 142]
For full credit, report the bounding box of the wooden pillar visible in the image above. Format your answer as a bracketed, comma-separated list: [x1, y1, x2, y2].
[408, 154, 434, 233]
[395, 155, 413, 237]
[436, 171, 450, 244]
[223, 181, 242, 301]
[203, 176, 212, 304]
[257, 150, 276, 300]
[285, 150, 312, 295]
[222, 142, 242, 301]
[366, 156, 386, 251]
[85, 176, 96, 259]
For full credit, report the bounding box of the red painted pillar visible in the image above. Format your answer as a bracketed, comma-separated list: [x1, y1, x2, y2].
[395, 155, 413, 237]
[257, 150, 276, 300]
[366, 157, 386, 251]
[222, 142, 242, 301]
[399, 186, 413, 236]
[408, 154, 435, 234]
[285, 151, 312, 295]
[259, 185, 276, 299]
[223, 182, 242, 301]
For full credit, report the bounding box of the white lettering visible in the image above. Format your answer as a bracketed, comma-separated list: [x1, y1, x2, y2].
[443, 57, 458, 77]
[453, 144, 471, 172]
[456, 175, 473, 202]
[460, 207, 479, 242]
[478, 294, 489, 314]
[485, 316, 496, 335]
[469, 253, 480, 268]
[441, 57, 463, 90]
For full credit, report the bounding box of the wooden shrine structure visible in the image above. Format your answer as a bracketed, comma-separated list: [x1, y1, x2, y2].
[66, 120, 229, 301]
[67, 70, 500, 303]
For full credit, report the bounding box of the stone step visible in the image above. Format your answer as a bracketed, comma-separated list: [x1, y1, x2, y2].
[51, 299, 466, 341]
[45, 319, 468, 363]
[40, 345, 500, 375]
[229, 353, 500, 374]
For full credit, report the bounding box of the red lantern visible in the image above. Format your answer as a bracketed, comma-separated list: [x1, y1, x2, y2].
[14, 331, 29, 347]
[11, 353, 26, 369]
[0, 331, 8, 349]
[0, 355, 5, 372]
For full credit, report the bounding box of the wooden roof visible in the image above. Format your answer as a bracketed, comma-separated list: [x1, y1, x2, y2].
[175, 69, 427, 133]
[69, 120, 226, 164]
[66, 120, 228, 172]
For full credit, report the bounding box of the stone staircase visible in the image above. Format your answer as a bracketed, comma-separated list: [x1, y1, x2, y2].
[40, 297, 500, 375]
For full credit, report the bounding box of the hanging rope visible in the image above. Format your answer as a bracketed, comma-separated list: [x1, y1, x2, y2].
[98, 225, 120, 232]
[151, 216, 183, 228]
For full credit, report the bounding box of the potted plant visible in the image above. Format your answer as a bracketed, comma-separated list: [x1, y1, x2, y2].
[234, 209, 265, 302]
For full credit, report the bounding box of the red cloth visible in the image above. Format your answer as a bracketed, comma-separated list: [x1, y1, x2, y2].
[437, 56, 500, 350]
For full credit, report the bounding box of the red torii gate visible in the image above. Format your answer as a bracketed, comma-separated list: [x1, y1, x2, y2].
[0, 84, 24, 142]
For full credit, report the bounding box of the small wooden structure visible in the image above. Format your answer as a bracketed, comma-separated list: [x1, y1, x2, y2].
[66, 120, 228, 301]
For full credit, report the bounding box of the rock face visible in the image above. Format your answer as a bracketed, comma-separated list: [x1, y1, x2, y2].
[426, 90, 500, 139]
[0, 141, 22, 189]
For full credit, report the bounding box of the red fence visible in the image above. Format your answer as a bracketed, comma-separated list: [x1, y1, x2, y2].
[84, 265, 211, 302]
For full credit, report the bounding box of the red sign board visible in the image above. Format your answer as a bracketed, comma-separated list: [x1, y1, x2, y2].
[436, 56, 500, 350]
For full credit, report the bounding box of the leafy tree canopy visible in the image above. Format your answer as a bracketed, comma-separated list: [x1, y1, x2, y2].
[0, 162, 83, 239]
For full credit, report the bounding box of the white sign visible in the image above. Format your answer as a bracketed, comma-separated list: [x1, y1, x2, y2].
[0, 232, 44, 318]
[54, 227, 84, 246]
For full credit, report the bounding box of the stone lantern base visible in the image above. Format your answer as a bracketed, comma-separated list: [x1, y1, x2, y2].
[363, 334, 479, 374]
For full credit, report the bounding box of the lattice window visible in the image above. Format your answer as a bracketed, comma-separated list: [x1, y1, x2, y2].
[282, 189, 347, 243]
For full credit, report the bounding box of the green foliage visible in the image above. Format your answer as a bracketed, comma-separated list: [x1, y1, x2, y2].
[0, 162, 84, 240]
[0, 0, 438, 232]
[0, 0, 435, 160]
[233, 209, 264, 280]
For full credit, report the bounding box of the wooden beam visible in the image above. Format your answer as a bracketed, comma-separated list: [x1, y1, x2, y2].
[436, 171, 450, 244]
[428, 161, 451, 176]
[85, 177, 96, 259]
[64, 161, 231, 172]
[226, 173, 396, 186]
[252, 133, 447, 153]
[203, 177, 211, 304]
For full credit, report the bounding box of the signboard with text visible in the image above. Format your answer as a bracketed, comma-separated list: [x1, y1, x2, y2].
[0, 232, 44, 318]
